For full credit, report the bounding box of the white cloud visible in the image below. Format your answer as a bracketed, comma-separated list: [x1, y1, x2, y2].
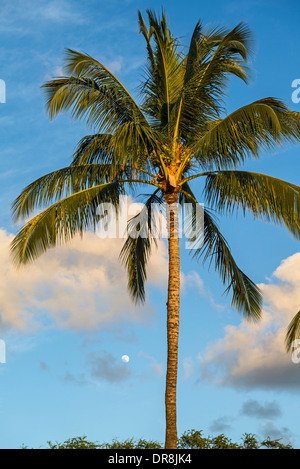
[106, 58, 123, 75]
[88, 350, 132, 383]
[240, 399, 282, 419]
[209, 416, 233, 433]
[0, 229, 168, 332]
[198, 252, 300, 391]
[182, 357, 193, 381]
[37, 1, 83, 23]
[138, 351, 164, 376]
[181, 270, 224, 310]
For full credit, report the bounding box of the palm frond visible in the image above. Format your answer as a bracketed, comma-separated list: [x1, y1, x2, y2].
[199, 208, 262, 320]
[44, 49, 147, 125]
[10, 182, 124, 266]
[42, 51, 158, 164]
[119, 190, 163, 303]
[285, 311, 300, 352]
[139, 9, 184, 131]
[71, 132, 157, 173]
[42, 76, 127, 132]
[180, 184, 262, 320]
[138, 9, 156, 70]
[204, 170, 300, 239]
[191, 98, 284, 169]
[71, 133, 113, 165]
[192, 99, 300, 170]
[11, 163, 137, 223]
[176, 22, 253, 142]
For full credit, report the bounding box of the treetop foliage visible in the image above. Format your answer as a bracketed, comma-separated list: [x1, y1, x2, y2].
[23, 429, 292, 449]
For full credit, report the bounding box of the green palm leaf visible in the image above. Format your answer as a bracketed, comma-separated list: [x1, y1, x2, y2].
[71, 133, 114, 165]
[285, 311, 300, 353]
[180, 184, 262, 320]
[11, 164, 130, 222]
[119, 190, 163, 303]
[192, 98, 283, 168]
[203, 170, 300, 239]
[71, 132, 157, 174]
[139, 9, 184, 130]
[197, 208, 262, 320]
[175, 22, 253, 142]
[11, 181, 124, 266]
[42, 52, 158, 164]
[43, 49, 147, 125]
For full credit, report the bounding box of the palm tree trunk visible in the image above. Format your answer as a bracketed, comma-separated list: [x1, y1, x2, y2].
[165, 201, 180, 449]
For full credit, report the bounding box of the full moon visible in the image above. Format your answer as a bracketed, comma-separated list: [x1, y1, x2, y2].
[121, 355, 130, 363]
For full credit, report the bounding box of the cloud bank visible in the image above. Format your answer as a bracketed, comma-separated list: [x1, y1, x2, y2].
[198, 252, 300, 391]
[0, 229, 168, 331]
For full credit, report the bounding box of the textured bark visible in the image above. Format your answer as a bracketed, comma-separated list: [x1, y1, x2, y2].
[164, 200, 180, 449]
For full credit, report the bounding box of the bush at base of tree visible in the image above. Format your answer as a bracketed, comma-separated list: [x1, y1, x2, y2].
[42, 430, 292, 449]
[177, 429, 292, 449]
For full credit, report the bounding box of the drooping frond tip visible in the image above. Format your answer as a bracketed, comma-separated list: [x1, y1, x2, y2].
[180, 186, 262, 321]
[285, 311, 300, 353]
[119, 190, 162, 304]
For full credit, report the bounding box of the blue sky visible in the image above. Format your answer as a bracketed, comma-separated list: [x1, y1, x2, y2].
[0, 0, 300, 449]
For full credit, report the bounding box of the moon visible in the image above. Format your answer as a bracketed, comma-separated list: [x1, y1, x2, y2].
[121, 355, 130, 363]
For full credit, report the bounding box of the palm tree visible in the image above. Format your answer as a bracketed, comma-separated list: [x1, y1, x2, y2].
[10, 10, 300, 449]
